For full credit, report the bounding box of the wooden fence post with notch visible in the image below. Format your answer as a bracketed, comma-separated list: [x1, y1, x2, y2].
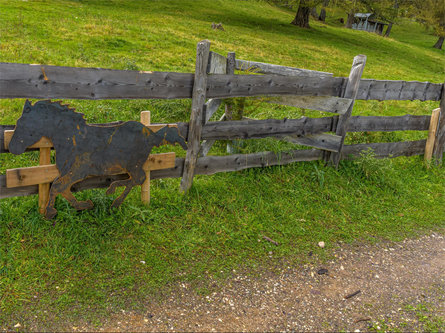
[38, 147, 51, 214]
[199, 50, 229, 157]
[140, 111, 151, 203]
[326, 54, 367, 167]
[431, 82, 445, 164]
[180, 40, 211, 193]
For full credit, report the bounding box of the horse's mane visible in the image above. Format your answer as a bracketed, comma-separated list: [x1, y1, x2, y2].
[32, 100, 87, 126]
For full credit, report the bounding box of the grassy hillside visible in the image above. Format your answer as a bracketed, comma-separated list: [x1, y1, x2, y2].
[0, 0, 444, 328]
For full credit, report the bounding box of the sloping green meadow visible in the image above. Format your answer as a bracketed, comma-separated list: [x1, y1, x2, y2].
[0, 0, 444, 327]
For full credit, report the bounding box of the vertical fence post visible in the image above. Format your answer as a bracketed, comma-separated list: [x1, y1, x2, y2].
[327, 54, 367, 167]
[38, 147, 51, 214]
[180, 40, 211, 193]
[424, 108, 441, 167]
[200, 51, 228, 157]
[224, 52, 236, 121]
[432, 82, 445, 164]
[140, 111, 151, 204]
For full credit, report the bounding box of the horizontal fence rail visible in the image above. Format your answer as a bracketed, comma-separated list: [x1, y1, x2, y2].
[1, 115, 431, 153]
[0, 139, 427, 199]
[0, 62, 442, 101]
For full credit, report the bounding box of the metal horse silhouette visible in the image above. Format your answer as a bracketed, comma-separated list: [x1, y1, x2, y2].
[9, 100, 187, 219]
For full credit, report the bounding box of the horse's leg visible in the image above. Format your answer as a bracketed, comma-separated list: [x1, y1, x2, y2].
[106, 175, 131, 195]
[45, 176, 64, 219]
[109, 178, 135, 208]
[60, 189, 94, 211]
[110, 169, 146, 208]
[45, 174, 93, 219]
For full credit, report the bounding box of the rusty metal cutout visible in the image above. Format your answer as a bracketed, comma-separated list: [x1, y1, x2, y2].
[9, 100, 187, 219]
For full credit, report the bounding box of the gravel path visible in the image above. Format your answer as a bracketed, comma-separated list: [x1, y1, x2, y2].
[27, 233, 445, 331]
[84, 232, 445, 332]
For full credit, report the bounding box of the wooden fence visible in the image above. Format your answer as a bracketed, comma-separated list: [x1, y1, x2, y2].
[1, 40, 444, 203]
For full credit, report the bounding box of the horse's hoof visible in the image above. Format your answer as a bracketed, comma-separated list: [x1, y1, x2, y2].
[75, 200, 94, 211]
[45, 207, 58, 220]
[106, 186, 116, 195]
[111, 200, 122, 209]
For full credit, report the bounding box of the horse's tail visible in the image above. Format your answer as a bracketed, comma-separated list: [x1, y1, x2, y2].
[148, 126, 187, 149]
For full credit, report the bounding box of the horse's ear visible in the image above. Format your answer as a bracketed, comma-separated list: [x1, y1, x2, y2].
[23, 100, 32, 113]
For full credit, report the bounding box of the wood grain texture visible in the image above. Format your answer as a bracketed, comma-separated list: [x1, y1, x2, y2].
[424, 108, 441, 165]
[206, 74, 344, 99]
[346, 115, 431, 132]
[207, 51, 227, 75]
[328, 55, 367, 167]
[235, 59, 333, 77]
[0, 175, 38, 198]
[204, 99, 222, 124]
[199, 113, 226, 157]
[200, 50, 229, 156]
[266, 95, 352, 114]
[356, 79, 442, 101]
[224, 52, 236, 121]
[200, 117, 332, 140]
[0, 62, 195, 99]
[2, 114, 431, 154]
[140, 111, 151, 204]
[7, 164, 60, 188]
[282, 133, 342, 152]
[6, 153, 176, 188]
[0, 62, 343, 100]
[432, 82, 445, 163]
[0, 62, 441, 101]
[180, 40, 211, 192]
[38, 147, 51, 214]
[342, 140, 426, 159]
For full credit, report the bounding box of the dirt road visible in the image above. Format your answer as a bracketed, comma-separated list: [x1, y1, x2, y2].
[20, 232, 445, 332]
[74, 232, 443, 332]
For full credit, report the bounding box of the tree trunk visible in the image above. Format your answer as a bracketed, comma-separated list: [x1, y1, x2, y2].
[384, 23, 393, 37]
[433, 36, 444, 49]
[319, 8, 326, 22]
[311, 7, 318, 18]
[291, 5, 311, 28]
[345, 10, 355, 29]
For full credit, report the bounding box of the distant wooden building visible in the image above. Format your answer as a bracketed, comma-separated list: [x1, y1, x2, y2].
[352, 13, 388, 35]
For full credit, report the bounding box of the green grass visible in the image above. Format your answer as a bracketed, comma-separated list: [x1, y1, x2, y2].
[0, 0, 444, 328]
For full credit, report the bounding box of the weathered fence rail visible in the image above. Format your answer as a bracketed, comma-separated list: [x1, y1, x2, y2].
[1, 115, 432, 153]
[0, 139, 427, 199]
[0, 62, 441, 101]
[1, 40, 444, 206]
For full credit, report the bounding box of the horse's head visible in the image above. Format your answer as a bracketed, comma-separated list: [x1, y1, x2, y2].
[153, 126, 188, 150]
[9, 100, 83, 155]
[9, 100, 44, 155]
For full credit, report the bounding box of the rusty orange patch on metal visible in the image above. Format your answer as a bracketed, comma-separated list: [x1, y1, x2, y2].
[41, 67, 49, 81]
[142, 127, 150, 137]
